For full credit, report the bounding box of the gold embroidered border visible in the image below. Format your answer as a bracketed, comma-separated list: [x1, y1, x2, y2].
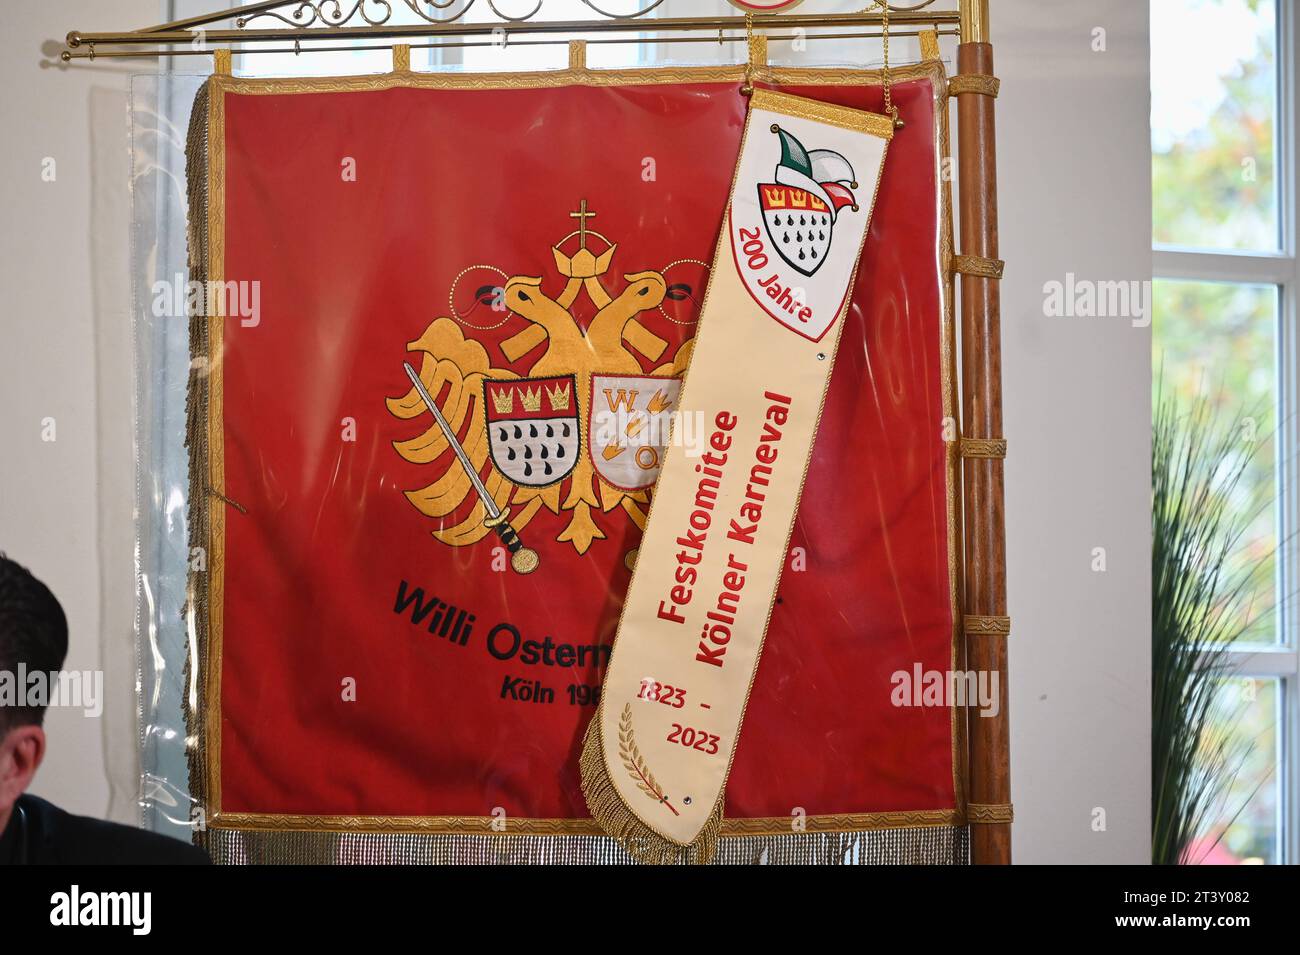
[967, 803, 1014, 824]
[567, 39, 585, 71]
[919, 29, 942, 62]
[722, 808, 964, 835]
[953, 253, 1004, 279]
[948, 73, 1000, 98]
[931, 59, 966, 818]
[193, 58, 965, 841]
[204, 59, 945, 96]
[959, 437, 1007, 459]
[205, 67, 228, 818]
[392, 43, 411, 73]
[750, 88, 895, 140]
[963, 615, 1011, 636]
[210, 807, 964, 836]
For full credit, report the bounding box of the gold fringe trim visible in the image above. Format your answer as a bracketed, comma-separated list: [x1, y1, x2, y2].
[183, 78, 214, 843]
[579, 708, 723, 865]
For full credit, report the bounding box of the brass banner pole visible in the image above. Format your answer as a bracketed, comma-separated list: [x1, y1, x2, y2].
[66, 9, 961, 51]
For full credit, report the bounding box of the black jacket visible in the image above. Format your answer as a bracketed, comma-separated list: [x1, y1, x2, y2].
[0, 794, 209, 865]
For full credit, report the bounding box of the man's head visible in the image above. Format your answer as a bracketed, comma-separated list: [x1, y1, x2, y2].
[0, 555, 67, 831]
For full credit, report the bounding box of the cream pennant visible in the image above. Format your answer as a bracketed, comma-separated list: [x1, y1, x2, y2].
[581, 89, 892, 863]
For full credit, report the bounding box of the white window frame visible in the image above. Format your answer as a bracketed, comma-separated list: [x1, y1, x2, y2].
[1153, 0, 1299, 865]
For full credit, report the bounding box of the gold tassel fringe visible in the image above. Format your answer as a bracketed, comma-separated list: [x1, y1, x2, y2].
[578, 708, 723, 865]
[183, 79, 214, 848]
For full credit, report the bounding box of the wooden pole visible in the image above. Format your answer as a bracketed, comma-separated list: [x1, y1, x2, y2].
[956, 0, 1011, 864]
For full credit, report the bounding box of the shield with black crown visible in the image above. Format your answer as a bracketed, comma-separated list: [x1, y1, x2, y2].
[483, 375, 580, 487]
[757, 125, 859, 277]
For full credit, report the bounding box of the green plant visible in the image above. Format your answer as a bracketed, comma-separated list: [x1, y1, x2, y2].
[1151, 389, 1269, 865]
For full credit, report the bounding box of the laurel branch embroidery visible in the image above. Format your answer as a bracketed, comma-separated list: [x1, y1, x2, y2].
[617, 703, 680, 817]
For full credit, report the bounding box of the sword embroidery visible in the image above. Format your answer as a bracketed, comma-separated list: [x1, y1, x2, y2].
[403, 361, 540, 575]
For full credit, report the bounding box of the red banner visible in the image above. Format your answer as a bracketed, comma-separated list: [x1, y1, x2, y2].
[195, 63, 961, 837]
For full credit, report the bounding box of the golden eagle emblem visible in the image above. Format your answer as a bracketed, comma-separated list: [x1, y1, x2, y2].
[387, 201, 700, 571]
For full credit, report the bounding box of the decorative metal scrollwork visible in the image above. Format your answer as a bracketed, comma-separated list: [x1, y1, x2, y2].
[578, 0, 667, 20]
[239, 0, 673, 29]
[240, 1, 388, 29]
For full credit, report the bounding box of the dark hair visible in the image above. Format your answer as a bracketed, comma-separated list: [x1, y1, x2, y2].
[0, 555, 68, 732]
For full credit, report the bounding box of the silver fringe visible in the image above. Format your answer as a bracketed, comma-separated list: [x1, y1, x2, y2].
[200, 825, 969, 865]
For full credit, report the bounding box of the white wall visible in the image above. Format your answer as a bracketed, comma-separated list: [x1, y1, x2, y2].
[0, 0, 162, 824]
[998, 0, 1153, 863]
[0, 0, 1153, 860]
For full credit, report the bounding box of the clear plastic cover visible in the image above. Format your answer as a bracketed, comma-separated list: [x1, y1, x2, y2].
[131, 71, 209, 842]
[133, 61, 964, 863]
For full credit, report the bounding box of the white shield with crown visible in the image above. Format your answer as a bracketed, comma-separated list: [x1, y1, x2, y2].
[758, 125, 858, 278]
[729, 117, 873, 342]
[483, 375, 580, 487]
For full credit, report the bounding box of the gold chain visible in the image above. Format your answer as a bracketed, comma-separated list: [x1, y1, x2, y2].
[877, 1, 901, 127]
[741, 13, 755, 96]
[880, 1, 891, 116]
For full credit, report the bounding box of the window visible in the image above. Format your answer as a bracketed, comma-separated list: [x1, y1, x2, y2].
[1151, 0, 1297, 864]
